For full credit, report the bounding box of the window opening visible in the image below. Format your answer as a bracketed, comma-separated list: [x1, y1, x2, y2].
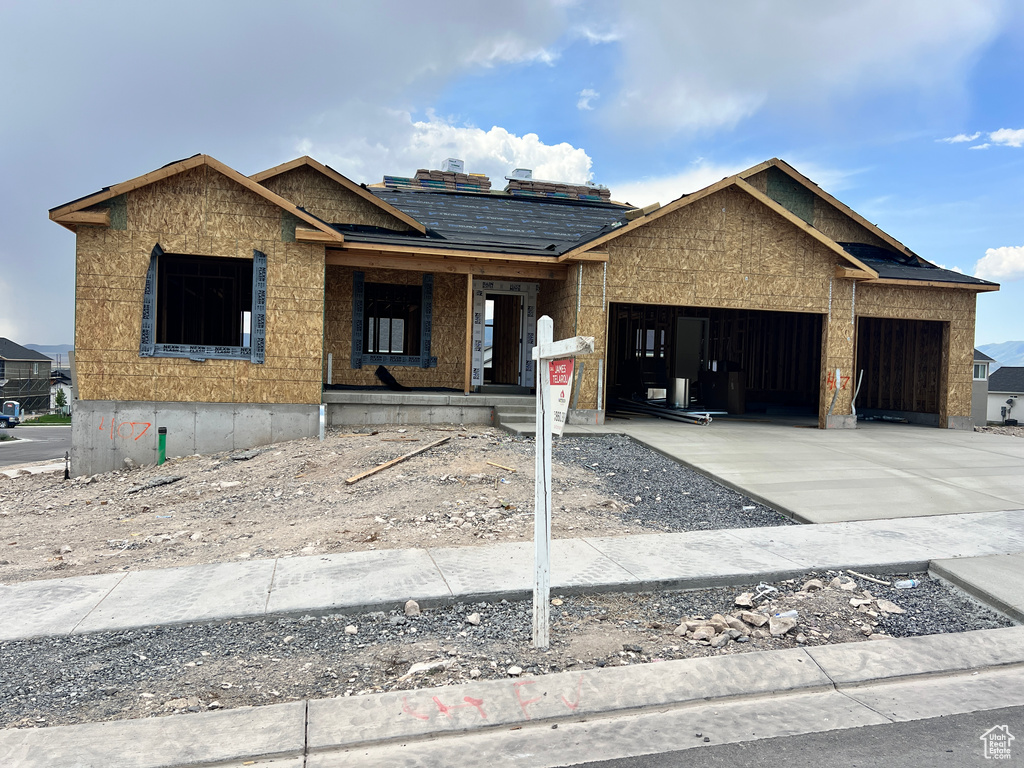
[351, 272, 435, 368]
[139, 244, 265, 362]
[364, 283, 422, 356]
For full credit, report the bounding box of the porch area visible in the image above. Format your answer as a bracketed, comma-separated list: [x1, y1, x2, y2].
[322, 389, 536, 428]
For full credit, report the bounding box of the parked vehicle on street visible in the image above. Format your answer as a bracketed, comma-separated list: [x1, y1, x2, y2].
[0, 400, 22, 428]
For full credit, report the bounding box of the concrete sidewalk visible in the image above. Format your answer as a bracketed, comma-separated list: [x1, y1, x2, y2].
[3, 509, 1023, 642]
[509, 419, 1024, 524]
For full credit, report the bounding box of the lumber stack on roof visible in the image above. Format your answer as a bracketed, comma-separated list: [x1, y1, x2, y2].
[504, 178, 611, 201]
[383, 169, 492, 193]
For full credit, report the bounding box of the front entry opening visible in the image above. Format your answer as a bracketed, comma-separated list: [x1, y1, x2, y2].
[484, 293, 524, 386]
[608, 304, 823, 417]
[855, 317, 944, 426]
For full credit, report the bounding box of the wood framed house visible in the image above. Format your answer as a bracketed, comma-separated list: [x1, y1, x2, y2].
[0, 338, 53, 413]
[51, 155, 998, 474]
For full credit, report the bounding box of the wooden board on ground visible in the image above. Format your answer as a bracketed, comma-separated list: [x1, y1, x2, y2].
[345, 437, 451, 485]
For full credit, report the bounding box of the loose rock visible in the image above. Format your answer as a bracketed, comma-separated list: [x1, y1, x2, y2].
[769, 616, 797, 636]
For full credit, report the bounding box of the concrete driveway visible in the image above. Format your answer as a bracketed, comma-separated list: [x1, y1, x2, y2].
[609, 420, 1024, 524]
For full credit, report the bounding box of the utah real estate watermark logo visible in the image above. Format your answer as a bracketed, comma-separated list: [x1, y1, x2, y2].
[980, 725, 1014, 760]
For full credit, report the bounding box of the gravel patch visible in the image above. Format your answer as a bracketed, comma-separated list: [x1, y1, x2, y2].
[555, 434, 788, 531]
[1, 570, 1012, 730]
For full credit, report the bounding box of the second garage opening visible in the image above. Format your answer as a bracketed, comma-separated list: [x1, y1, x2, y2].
[607, 304, 823, 417]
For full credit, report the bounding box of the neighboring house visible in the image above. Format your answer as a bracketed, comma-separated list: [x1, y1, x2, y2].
[0, 338, 52, 413]
[51, 367, 73, 413]
[972, 348, 994, 426]
[50, 154, 999, 474]
[987, 366, 1024, 424]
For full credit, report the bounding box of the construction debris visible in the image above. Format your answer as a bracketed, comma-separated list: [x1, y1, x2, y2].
[847, 569, 891, 586]
[125, 476, 184, 495]
[485, 461, 516, 472]
[344, 437, 451, 485]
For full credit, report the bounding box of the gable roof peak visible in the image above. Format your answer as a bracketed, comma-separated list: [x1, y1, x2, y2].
[250, 156, 426, 234]
[49, 154, 345, 242]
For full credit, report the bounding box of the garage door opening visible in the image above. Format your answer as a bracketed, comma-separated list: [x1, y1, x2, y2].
[608, 304, 823, 417]
[855, 317, 944, 426]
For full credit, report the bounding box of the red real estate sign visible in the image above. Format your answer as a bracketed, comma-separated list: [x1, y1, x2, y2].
[548, 358, 574, 436]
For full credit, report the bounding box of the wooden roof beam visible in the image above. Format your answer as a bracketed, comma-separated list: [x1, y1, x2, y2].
[563, 250, 609, 263]
[51, 209, 111, 230]
[326, 250, 568, 281]
[343, 240, 565, 265]
[864, 277, 999, 292]
[296, 227, 344, 244]
[835, 266, 875, 280]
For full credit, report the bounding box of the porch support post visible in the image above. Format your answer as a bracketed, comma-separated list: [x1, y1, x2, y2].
[464, 274, 474, 394]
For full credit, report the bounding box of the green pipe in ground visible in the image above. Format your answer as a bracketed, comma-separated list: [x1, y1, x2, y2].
[158, 427, 166, 465]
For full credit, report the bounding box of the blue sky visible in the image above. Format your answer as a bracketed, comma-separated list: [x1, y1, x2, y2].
[1, 1, 1022, 347]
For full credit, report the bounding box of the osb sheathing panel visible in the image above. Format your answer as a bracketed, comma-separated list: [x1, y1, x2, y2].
[538, 263, 607, 409]
[259, 166, 413, 231]
[562, 185, 976, 422]
[74, 166, 325, 405]
[590, 188, 841, 412]
[323, 266, 465, 388]
[743, 169, 890, 249]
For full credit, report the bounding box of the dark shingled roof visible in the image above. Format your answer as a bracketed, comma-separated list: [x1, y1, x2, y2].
[0, 338, 53, 362]
[839, 243, 997, 287]
[974, 349, 995, 362]
[988, 366, 1024, 393]
[344, 188, 630, 256]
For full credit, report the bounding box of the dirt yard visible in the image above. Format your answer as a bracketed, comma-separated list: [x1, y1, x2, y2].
[0, 425, 785, 585]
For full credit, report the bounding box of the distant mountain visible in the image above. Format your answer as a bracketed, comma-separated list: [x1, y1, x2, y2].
[978, 340, 1024, 372]
[25, 344, 74, 364]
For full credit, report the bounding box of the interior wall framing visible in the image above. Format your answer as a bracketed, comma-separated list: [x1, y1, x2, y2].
[606, 303, 822, 412]
[855, 317, 944, 417]
[854, 283, 976, 428]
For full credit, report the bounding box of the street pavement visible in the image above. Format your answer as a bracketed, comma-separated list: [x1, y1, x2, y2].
[0, 424, 71, 468]
[572, 706, 1024, 767]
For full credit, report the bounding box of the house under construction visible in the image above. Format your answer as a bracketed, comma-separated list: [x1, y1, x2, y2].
[50, 155, 998, 474]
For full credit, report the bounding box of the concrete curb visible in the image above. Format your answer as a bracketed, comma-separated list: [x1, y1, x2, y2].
[930, 553, 1024, 623]
[2, 626, 1022, 768]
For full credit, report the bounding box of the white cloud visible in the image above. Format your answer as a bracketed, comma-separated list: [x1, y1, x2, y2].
[577, 88, 599, 110]
[939, 127, 1024, 149]
[574, 26, 622, 44]
[298, 113, 593, 186]
[975, 246, 1024, 281]
[990, 128, 1024, 148]
[465, 36, 559, 67]
[597, 0, 1004, 134]
[939, 132, 981, 143]
[607, 160, 754, 207]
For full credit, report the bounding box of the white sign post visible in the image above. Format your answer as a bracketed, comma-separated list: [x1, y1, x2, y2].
[532, 315, 594, 648]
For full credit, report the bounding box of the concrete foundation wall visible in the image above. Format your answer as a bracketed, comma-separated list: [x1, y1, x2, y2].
[72, 400, 319, 476]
